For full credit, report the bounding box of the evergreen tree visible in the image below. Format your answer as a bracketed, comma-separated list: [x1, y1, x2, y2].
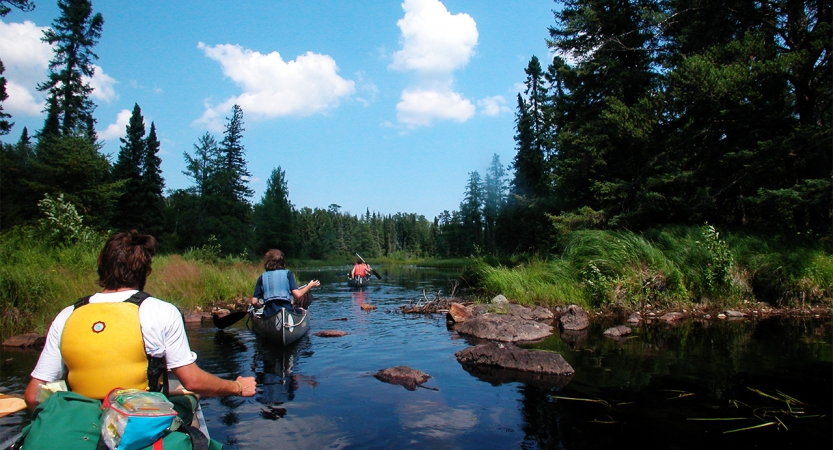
[0, 128, 36, 228]
[37, 0, 103, 140]
[483, 154, 506, 255]
[111, 103, 146, 231]
[252, 167, 296, 255]
[459, 171, 484, 255]
[29, 135, 119, 228]
[204, 104, 253, 255]
[141, 122, 165, 239]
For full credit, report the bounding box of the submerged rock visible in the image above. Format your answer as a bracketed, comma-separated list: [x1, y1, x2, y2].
[361, 304, 377, 311]
[314, 330, 348, 337]
[374, 366, 431, 391]
[455, 342, 574, 376]
[660, 312, 685, 323]
[603, 325, 632, 337]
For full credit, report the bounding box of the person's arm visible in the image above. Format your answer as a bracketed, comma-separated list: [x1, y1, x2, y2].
[24, 377, 48, 412]
[171, 363, 256, 397]
[291, 279, 321, 300]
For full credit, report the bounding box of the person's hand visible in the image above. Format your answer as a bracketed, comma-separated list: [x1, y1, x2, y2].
[236, 376, 257, 397]
[309, 279, 321, 288]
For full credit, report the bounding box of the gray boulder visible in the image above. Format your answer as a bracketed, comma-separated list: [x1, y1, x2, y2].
[455, 342, 574, 376]
[456, 313, 553, 342]
[491, 294, 509, 305]
[559, 305, 589, 331]
[603, 325, 632, 337]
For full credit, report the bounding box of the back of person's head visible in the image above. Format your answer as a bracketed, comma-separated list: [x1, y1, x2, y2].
[264, 249, 286, 271]
[356, 258, 362, 264]
[97, 230, 156, 291]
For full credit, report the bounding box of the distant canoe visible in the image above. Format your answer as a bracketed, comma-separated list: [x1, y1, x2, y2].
[347, 276, 371, 288]
[249, 307, 309, 346]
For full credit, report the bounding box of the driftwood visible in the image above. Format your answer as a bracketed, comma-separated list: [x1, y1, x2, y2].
[400, 280, 470, 314]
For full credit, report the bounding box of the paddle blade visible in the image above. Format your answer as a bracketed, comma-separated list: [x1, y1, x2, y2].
[212, 311, 248, 329]
[0, 395, 26, 417]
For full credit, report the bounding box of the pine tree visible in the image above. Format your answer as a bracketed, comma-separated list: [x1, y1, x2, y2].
[252, 167, 296, 255]
[111, 104, 146, 231]
[37, 0, 103, 140]
[141, 122, 165, 239]
[459, 171, 484, 255]
[483, 154, 506, 255]
[204, 104, 253, 255]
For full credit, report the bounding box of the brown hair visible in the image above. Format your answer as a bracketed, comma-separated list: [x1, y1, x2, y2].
[97, 230, 156, 291]
[264, 249, 286, 271]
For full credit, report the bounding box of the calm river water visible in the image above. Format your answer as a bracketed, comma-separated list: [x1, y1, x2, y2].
[1, 266, 831, 449]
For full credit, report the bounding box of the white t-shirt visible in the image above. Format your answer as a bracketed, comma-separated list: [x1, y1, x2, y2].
[30, 290, 198, 382]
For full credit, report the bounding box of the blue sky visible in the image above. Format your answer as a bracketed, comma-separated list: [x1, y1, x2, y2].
[1, 0, 555, 220]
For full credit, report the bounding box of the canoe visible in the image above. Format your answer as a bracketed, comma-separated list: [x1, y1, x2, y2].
[347, 276, 371, 288]
[249, 307, 309, 346]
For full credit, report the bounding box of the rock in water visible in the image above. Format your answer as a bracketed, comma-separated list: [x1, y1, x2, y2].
[374, 366, 431, 391]
[559, 305, 589, 331]
[455, 342, 574, 376]
[447, 302, 474, 324]
[314, 330, 348, 337]
[603, 325, 632, 337]
[456, 314, 553, 342]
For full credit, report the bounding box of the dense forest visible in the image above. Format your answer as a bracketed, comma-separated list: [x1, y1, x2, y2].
[1, 0, 830, 262]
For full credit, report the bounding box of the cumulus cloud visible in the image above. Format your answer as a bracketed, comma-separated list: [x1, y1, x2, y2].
[477, 95, 510, 116]
[195, 42, 355, 130]
[86, 65, 118, 103]
[390, 0, 477, 74]
[0, 20, 51, 116]
[389, 0, 479, 128]
[98, 108, 132, 141]
[396, 89, 474, 127]
[1, 20, 119, 116]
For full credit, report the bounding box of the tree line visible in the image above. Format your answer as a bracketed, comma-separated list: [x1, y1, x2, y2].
[436, 0, 831, 255]
[0, 0, 441, 260]
[2, 0, 829, 261]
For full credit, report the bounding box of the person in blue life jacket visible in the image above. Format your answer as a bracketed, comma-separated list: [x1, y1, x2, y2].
[250, 249, 320, 316]
[24, 230, 258, 414]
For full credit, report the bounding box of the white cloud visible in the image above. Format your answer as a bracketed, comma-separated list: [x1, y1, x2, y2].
[389, 1, 480, 128]
[195, 42, 355, 130]
[396, 89, 474, 127]
[86, 65, 118, 102]
[0, 20, 51, 116]
[99, 109, 132, 141]
[477, 95, 510, 116]
[390, 0, 478, 74]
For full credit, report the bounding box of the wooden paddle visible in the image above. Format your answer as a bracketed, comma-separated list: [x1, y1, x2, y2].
[355, 253, 382, 279]
[212, 310, 248, 329]
[0, 395, 26, 418]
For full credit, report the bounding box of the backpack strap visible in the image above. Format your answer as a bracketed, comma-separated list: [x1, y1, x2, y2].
[178, 424, 209, 450]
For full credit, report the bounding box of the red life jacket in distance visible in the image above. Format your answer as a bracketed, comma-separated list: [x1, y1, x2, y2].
[353, 263, 368, 277]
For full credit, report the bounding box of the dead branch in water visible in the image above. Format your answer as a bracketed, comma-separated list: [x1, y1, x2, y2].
[400, 284, 471, 314]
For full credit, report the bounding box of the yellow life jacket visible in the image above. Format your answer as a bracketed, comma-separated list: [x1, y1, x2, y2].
[60, 292, 158, 399]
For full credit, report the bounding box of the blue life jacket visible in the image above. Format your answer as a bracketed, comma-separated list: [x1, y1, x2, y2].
[261, 270, 293, 315]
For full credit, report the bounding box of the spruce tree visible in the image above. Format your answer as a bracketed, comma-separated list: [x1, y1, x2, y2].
[111, 103, 146, 231]
[252, 167, 295, 255]
[141, 122, 165, 239]
[37, 0, 103, 140]
[204, 104, 253, 255]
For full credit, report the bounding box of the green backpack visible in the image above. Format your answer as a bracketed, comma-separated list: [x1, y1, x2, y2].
[15, 391, 223, 450]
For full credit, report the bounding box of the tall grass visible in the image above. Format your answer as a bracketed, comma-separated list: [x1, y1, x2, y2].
[475, 226, 832, 311]
[0, 230, 265, 341]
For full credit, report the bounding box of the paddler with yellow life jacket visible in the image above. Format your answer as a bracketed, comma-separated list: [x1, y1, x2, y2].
[24, 230, 257, 413]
